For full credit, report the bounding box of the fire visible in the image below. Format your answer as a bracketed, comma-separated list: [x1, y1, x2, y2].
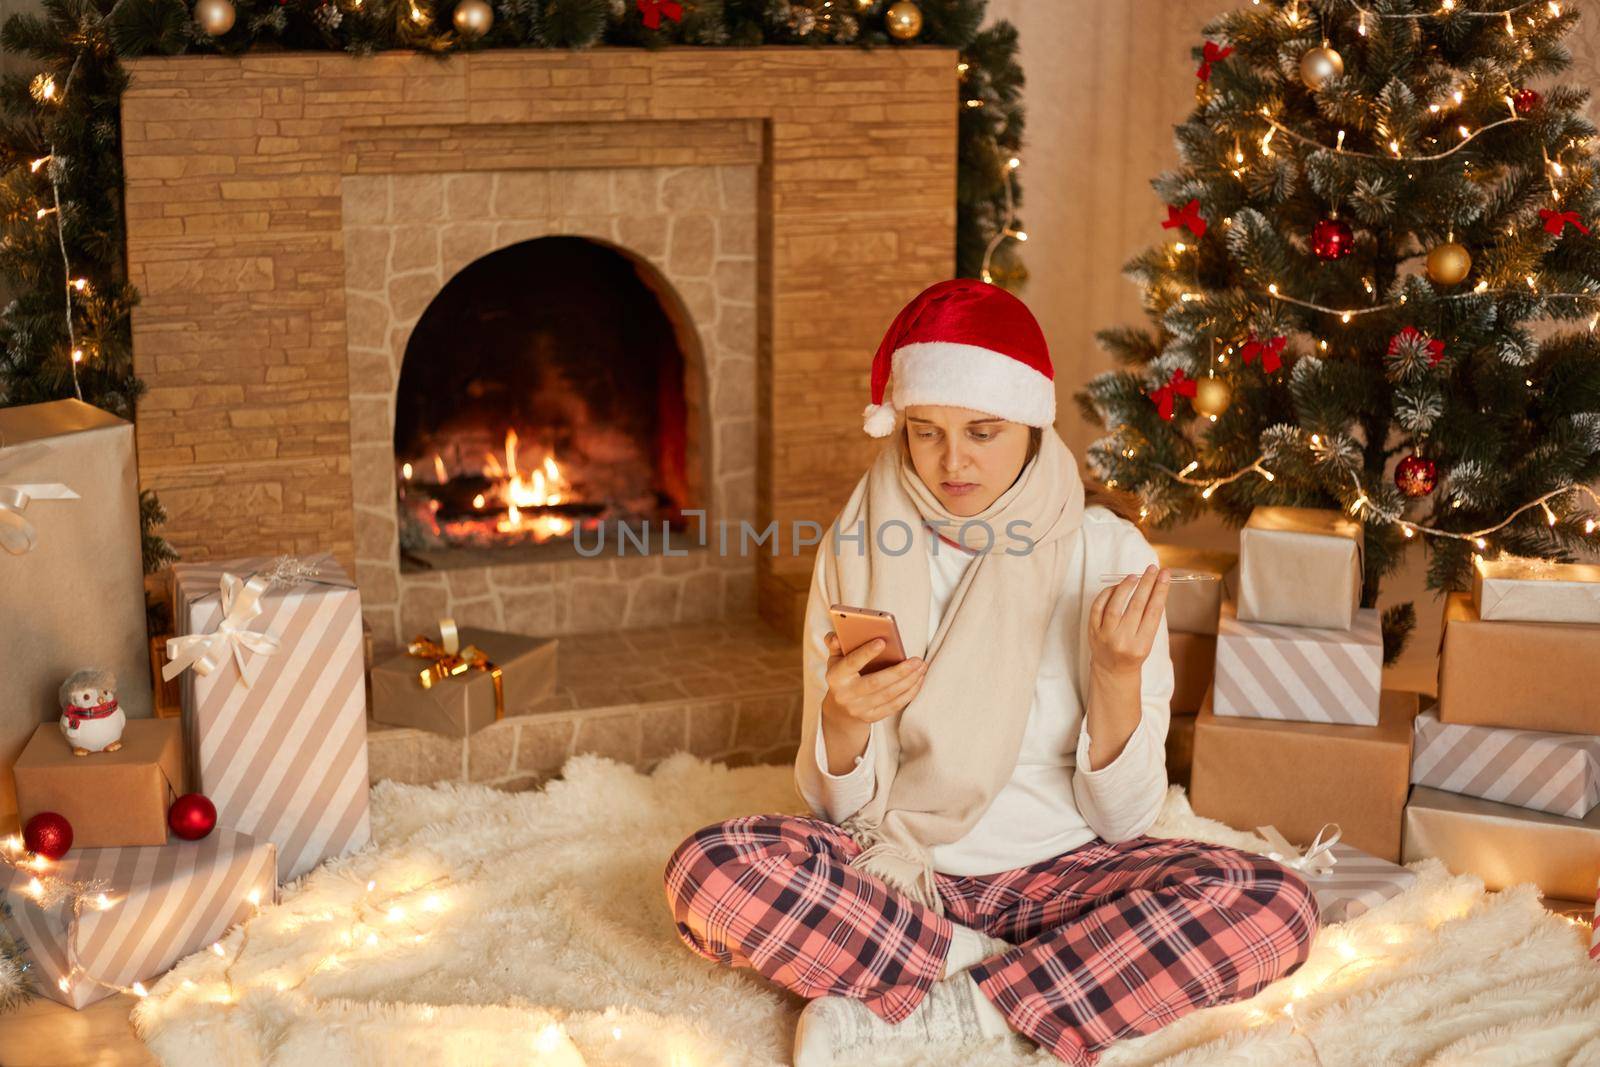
[493, 430, 573, 537]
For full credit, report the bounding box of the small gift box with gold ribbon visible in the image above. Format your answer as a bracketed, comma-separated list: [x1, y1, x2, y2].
[370, 619, 558, 737]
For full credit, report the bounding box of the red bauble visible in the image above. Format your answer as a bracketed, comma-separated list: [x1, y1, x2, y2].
[1311, 217, 1355, 260]
[23, 811, 72, 860]
[1513, 88, 1542, 115]
[1395, 454, 1437, 498]
[169, 793, 217, 841]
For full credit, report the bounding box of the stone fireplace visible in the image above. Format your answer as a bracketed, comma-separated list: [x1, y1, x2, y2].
[340, 154, 759, 650]
[117, 49, 958, 785]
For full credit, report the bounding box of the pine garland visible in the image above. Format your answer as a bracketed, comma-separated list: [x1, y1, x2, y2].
[1077, 0, 1600, 655]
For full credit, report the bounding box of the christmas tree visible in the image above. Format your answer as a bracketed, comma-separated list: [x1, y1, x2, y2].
[1079, 0, 1600, 656]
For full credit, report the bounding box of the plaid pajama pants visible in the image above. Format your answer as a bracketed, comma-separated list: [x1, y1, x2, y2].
[664, 813, 1318, 1065]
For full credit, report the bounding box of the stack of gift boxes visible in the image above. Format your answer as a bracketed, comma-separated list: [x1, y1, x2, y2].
[1188, 506, 1422, 922]
[0, 400, 372, 1010]
[1402, 554, 1600, 912]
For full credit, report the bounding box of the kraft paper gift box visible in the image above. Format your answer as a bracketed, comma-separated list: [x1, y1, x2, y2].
[1237, 506, 1364, 630]
[1437, 593, 1600, 734]
[0, 829, 276, 1009]
[1169, 631, 1215, 715]
[1411, 707, 1600, 819]
[370, 625, 559, 737]
[13, 719, 183, 848]
[0, 400, 152, 823]
[1472, 553, 1600, 625]
[1402, 784, 1600, 901]
[1153, 545, 1236, 635]
[1213, 601, 1382, 725]
[1190, 688, 1420, 862]
[169, 553, 370, 883]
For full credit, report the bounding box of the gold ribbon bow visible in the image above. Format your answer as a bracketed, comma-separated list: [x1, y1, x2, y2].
[163, 572, 282, 688]
[407, 617, 505, 721]
[1255, 822, 1342, 878]
[0, 482, 79, 556]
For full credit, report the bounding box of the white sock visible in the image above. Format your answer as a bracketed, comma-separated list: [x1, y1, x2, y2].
[960, 972, 1015, 1039]
[942, 922, 1013, 979]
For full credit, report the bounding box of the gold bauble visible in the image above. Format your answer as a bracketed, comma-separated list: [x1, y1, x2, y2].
[1298, 45, 1344, 90]
[194, 0, 236, 36]
[1193, 376, 1232, 419]
[885, 0, 922, 40]
[1426, 241, 1472, 286]
[452, 0, 493, 37]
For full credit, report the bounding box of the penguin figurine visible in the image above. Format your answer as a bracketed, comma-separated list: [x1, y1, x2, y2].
[59, 668, 126, 756]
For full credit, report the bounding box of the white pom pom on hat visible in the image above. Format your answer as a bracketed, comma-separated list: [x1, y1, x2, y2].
[862, 278, 1055, 437]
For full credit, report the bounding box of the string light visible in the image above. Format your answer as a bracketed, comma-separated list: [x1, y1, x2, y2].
[1346, 0, 1559, 20]
[1258, 109, 1523, 162]
[1158, 441, 1600, 547]
[980, 153, 1024, 285]
[1261, 281, 1600, 320]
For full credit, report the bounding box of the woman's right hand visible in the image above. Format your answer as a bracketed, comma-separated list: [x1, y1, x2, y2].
[821, 631, 927, 727]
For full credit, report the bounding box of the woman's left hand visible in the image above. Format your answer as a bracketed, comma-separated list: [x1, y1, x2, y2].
[1088, 564, 1171, 676]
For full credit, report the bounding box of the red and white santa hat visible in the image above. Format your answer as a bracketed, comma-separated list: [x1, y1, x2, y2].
[862, 278, 1055, 437]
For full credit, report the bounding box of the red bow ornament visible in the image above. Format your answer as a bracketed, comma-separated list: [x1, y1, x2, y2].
[1389, 326, 1446, 368]
[636, 0, 683, 29]
[1162, 198, 1207, 239]
[1149, 368, 1198, 421]
[1196, 41, 1234, 81]
[1240, 333, 1287, 373]
[1539, 208, 1591, 236]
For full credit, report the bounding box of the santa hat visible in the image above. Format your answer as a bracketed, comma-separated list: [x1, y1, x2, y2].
[862, 278, 1055, 437]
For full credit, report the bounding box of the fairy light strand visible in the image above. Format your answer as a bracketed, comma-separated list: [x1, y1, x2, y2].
[1153, 446, 1600, 547]
[1257, 282, 1600, 319]
[1344, 0, 1561, 22]
[1258, 110, 1523, 162]
[981, 154, 1026, 285]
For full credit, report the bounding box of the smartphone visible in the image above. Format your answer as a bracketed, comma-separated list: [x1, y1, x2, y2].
[829, 604, 908, 675]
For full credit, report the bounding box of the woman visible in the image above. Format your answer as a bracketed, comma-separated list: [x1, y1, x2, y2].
[663, 279, 1318, 1066]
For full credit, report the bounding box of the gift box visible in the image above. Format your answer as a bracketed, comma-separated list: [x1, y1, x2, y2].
[370, 624, 558, 737]
[149, 634, 183, 720]
[1191, 688, 1419, 862]
[1153, 545, 1236, 635]
[0, 828, 276, 1009]
[1411, 708, 1600, 819]
[170, 553, 370, 882]
[1591, 882, 1599, 962]
[1473, 553, 1600, 625]
[1303, 843, 1417, 923]
[13, 719, 183, 848]
[1169, 631, 1215, 715]
[1437, 593, 1600, 734]
[1254, 826, 1418, 924]
[1213, 601, 1382, 725]
[1165, 711, 1195, 790]
[0, 401, 153, 822]
[1402, 784, 1600, 901]
[1237, 506, 1363, 630]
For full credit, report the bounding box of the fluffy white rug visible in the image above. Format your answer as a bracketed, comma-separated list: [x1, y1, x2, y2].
[131, 753, 1600, 1066]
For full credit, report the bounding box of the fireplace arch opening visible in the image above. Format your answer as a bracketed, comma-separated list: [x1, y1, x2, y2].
[394, 235, 701, 568]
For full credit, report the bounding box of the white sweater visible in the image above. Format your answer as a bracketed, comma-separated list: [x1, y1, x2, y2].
[796, 507, 1174, 877]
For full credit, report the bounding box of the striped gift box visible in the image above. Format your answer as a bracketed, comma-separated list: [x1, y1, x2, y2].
[1300, 842, 1417, 924]
[0, 830, 276, 1009]
[172, 553, 371, 882]
[1411, 709, 1600, 819]
[1214, 601, 1383, 725]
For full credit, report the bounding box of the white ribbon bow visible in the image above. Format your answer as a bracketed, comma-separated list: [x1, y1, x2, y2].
[0, 482, 79, 556]
[1255, 822, 1342, 878]
[163, 573, 281, 688]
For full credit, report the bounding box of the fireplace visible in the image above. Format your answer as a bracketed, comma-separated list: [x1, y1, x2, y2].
[119, 50, 960, 653]
[393, 235, 699, 568]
